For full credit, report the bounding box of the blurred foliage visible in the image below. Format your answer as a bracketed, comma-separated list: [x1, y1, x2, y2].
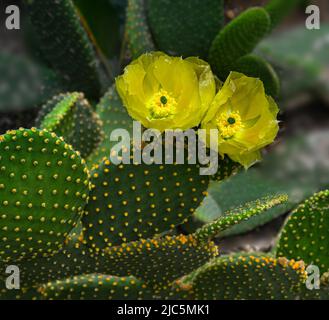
[258, 25, 329, 107]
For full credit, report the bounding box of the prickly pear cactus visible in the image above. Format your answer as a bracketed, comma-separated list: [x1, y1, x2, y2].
[0, 128, 90, 263]
[123, 0, 302, 96]
[23, 0, 110, 98]
[209, 7, 271, 79]
[35, 92, 104, 158]
[83, 158, 209, 248]
[181, 254, 307, 300]
[276, 190, 329, 273]
[1, 0, 324, 302]
[147, 0, 224, 58]
[39, 274, 150, 300]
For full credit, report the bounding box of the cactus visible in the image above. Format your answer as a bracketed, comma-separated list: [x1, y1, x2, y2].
[194, 194, 288, 242]
[299, 271, 329, 300]
[38, 274, 150, 300]
[83, 156, 209, 249]
[87, 85, 133, 167]
[271, 190, 329, 300]
[275, 190, 329, 274]
[104, 235, 218, 291]
[35, 92, 104, 158]
[124, 0, 301, 96]
[126, 0, 155, 59]
[209, 7, 271, 79]
[234, 54, 280, 97]
[194, 131, 329, 237]
[0, 128, 90, 263]
[147, 0, 224, 59]
[1, 0, 327, 302]
[23, 0, 111, 99]
[181, 254, 307, 300]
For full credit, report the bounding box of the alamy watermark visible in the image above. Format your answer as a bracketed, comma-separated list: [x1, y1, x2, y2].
[306, 5, 320, 30]
[4, 5, 20, 30]
[4, 265, 20, 290]
[306, 265, 321, 291]
[108, 121, 219, 176]
[2, 4, 322, 31]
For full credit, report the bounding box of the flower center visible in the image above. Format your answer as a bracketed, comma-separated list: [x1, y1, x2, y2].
[160, 96, 168, 105]
[216, 112, 243, 139]
[227, 117, 236, 125]
[148, 90, 177, 120]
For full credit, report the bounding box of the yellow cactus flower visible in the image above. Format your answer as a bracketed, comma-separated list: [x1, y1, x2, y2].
[116, 52, 216, 131]
[201, 72, 279, 168]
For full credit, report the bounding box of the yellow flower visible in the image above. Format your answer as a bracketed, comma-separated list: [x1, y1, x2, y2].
[116, 52, 216, 131]
[201, 72, 279, 168]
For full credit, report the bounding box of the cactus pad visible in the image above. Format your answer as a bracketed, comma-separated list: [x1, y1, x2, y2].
[0, 128, 90, 262]
[209, 7, 271, 79]
[234, 54, 280, 97]
[24, 0, 108, 98]
[147, 0, 224, 58]
[39, 274, 149, 300]
[105, 235, 218, 290]
[186, 254, 307, 299]
[126, 0, 155, 59]
[211, 156, 241, 182]
[194, 194, 288, 242]
[36, 92, 104, 158]
[300, 271, 329, 300]
[87, 85, 133, 167]
[83, 158, 209, 249]
[276, 190, 329, 273]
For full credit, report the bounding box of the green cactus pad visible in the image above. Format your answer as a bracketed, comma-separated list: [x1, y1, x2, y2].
[83, 157, 209, 249]
[209, 7, 271, 79]
[0, 241, 110, 295]
[194, 194, 288, 242]
[87, 85, 133, 167]
[0, 241, 119, 299]
[211, 156, 240, 182]
[0, 128, 90, 262]
[276, 190, 329, 273]
[126, 0, 155, 59]
[186, 254, 307, 300]
[300, 271, 329, 300]
[300, 272, 329, 300]
[35, 92, 104, 158]
[105, 234, 218, 291]
[0, 286, 41, 300]
[38, 274, 149, 300]
[24, 0, 109, 98]
[234, 54, 280, 97]
[147, 0, 224, 58]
